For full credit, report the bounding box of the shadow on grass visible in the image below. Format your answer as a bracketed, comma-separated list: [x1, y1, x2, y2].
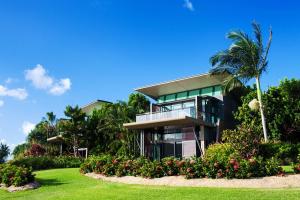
[36, 178, 66, 187]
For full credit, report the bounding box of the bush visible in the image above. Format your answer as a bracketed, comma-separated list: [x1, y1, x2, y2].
[258, 142, 300, 165]
[222, 125, 261, 158]
[181, 157, 204, 179]
[10, 156, 83, 171]
[0, 164, 35, 186]
[203, 143, 238, 177]
[293, 163, 300, 173]
[80, 153, 281, 179]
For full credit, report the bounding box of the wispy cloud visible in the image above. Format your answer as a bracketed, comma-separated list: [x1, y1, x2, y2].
[0, 85, 28, 100]
[183, 0, 194, 11]
[25, 64, 71, 95]
[22, 121, 36, 135]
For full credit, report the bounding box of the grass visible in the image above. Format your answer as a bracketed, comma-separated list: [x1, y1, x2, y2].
[1, 168, 300, 200]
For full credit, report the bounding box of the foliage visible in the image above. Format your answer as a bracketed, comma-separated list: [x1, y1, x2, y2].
[258, 142, 300, 165]
[24, 143, 46, 157]
[12, 143, 29, 158]
[80, 153, 281, 179]
[293, 163, 300, 174]
[0, 164, 35, 186]
[234, 79, 300, 142]
[0, 142, 10, 163]
[10, 156, 83, 171]
[210, 21, 272, 142]
[222, 124, 261, 158]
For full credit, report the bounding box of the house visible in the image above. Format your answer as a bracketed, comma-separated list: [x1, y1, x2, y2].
[124, 73, 237, 160]
[81, 100, 112, 115]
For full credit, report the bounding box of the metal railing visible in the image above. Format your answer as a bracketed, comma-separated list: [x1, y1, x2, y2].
[136, 107, 196, 122]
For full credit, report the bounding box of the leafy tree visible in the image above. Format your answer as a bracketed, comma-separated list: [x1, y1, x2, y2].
[12, 143, 28, 158]
[62, 105, 87, 156]
[210, 21, 272, 142]
[44, 112, 57, 137]
[0, 143, 10, 163]
[128, 93, 150, 117]
[235, 78, 300, 142]
[27, 122, 48, 144]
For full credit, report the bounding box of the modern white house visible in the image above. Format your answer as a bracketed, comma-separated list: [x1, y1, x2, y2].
[124, 73, 237, 160]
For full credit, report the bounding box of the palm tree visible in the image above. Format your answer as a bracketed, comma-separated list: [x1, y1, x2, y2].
[45, 112, 56, 137]
[209, 21, 272, 142]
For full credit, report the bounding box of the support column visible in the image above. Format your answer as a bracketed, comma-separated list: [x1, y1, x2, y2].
[200, 125, 205, 155]
[140, 130, 145, 156]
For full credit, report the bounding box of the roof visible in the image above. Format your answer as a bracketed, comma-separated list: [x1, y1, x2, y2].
[81, 99, 111, 113]
[135, 73, 229, 100]
[123, 116, 214, 130]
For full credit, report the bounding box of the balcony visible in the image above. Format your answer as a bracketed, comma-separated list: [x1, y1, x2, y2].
[136, 107, 196, 123]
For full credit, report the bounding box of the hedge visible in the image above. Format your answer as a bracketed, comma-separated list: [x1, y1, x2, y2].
[10, 156, 83, 171]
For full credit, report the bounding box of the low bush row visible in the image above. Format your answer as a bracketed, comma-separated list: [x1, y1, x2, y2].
[10, 156, 83, 171]
[80, 154, 283, 179]
[258, 142, 300, 165]
[0, 164, 35, 187]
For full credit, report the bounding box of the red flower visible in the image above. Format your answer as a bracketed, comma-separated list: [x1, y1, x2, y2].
[214, 162, 219, 168]
[189, 160, 196, 165]
[229, 159, 236, 165]
[186, 167, 193, 173]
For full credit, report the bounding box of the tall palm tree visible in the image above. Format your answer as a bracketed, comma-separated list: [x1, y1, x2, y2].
[209, 21, 272, 142]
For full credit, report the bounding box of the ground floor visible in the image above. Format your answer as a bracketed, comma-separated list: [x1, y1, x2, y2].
[140, 125, 217, 160]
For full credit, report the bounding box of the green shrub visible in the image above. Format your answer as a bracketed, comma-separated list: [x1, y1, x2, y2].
[181, 157, 204, 179]
[0, 164, 35, 186]
[222, 124, 261, 158]
[10, 156, 83, 171]
[80, 153, 282, 179]
[258, 142, 300, 165]
[293, 163, 300, 173]
[161, 157, 180, 176]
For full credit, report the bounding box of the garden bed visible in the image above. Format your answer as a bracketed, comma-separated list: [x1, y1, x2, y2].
[85, 172, 300, 188]
[0, 181, 40, 192]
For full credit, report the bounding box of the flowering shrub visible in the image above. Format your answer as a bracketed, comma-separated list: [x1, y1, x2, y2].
[0, 164, 35, 186]
[293, 163, 300, 173]
[80, 153, 282, 179]
[162, 157, 180, 176]
[181, 157, 204, 179]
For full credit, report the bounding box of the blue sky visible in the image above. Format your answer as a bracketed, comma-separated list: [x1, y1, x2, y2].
[0, 0, 300, 151]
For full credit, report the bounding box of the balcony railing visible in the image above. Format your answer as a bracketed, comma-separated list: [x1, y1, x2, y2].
[136, 107, 196, 123]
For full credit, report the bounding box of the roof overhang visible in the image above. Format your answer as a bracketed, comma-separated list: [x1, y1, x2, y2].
[135, 73, 230, 100]
[47, 135, 64, 143]
[81, 100, 112, 113]
[123, 116, 213, 130]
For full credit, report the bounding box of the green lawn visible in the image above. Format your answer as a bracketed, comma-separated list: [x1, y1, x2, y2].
[1, 168, 300, 200]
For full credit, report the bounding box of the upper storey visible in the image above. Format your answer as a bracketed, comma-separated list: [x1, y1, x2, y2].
[135, 73, 229, 102]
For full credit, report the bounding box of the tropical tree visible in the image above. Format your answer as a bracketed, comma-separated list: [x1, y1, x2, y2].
[12, 143, 28, 158]
[44, 112, 57, 137]
[63, 105, 87, 156]
[0, 142, 10, 163]
[209, 21, 272, 142]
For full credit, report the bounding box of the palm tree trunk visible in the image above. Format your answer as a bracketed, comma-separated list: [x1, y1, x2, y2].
[255, 76, 268, 142]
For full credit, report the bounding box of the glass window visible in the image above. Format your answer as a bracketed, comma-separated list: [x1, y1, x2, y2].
[172, 103, 182, 110]
[158, 96, 165, 103]
[214, 85, 222, 95]
[183, 101, 195, 108]
[189, 89, 199, 97]
[176, 92, 188, 100]
[165, 94, 176, 102]
[202, 87, 213, 96]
